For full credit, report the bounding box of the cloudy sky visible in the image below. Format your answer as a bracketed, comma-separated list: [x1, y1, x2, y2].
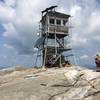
[0, 0, 100, 68]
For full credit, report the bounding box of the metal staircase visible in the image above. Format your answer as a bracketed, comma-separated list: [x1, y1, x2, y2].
[49, 54, 61, 64]
[56, 37, 64, 48]
[46, 54, 61, 67]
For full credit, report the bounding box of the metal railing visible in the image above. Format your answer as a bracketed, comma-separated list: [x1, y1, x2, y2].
[48, 25, 69, 33]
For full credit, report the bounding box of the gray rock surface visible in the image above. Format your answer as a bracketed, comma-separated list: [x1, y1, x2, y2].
[0, 66, 100, 100]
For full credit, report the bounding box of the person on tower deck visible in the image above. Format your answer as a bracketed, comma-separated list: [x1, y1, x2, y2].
[95, 54, 100, 72]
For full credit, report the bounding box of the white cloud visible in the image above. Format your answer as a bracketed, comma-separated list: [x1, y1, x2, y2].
[4, 0, 16, 7]
[3, 23, 17, 37]
[87, 11, 100, 33]
[71, 36, 88, 48]
[3, 55, 7, 59]
[57, 7, 66, 13]
[93, 35, 100, 41]
[0, 2, 15, 23]
[3, 43, 14, 49]
[70, 5, 82, 16]
[80, 54, 89, 59]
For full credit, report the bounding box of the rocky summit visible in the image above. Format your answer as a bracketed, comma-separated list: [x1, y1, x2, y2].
[0, 66, 100, 100]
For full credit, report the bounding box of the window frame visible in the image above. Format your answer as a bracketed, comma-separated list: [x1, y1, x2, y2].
[49, 18, 55, 25]
[56, 19, 61, 25]
[63, 19, 68, 26]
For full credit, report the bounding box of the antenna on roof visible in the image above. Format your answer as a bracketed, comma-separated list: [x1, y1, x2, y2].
[42, 5, 58, 14]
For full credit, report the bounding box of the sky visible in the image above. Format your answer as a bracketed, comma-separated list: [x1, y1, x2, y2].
[0, 0, 100, 68]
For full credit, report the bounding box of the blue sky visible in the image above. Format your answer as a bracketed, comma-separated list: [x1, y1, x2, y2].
[0, 0, 100, 68]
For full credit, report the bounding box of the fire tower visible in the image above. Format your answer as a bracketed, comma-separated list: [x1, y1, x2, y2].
[34, 6, 73, 68]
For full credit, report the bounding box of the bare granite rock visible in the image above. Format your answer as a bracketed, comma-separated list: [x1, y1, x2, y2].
[0, 66, 100, 100]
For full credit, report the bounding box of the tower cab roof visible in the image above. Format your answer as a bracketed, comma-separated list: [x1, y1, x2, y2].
[47, 11, 71, 18]
[41, 11, 71, 22]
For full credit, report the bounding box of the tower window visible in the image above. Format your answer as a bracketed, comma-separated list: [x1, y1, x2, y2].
[49, 18, 55, 24]
[56, 19, 61, 25]
[63, 20, 68, 26]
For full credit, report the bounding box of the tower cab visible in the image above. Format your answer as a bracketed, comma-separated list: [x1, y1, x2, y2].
[40, 6, 71, 39]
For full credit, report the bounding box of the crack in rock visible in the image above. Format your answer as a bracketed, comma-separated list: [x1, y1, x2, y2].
[84, 90, 100, 98]
[48, 73, 84, 100]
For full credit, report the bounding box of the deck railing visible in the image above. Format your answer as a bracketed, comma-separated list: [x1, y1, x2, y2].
[48, 25, 69, 34]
